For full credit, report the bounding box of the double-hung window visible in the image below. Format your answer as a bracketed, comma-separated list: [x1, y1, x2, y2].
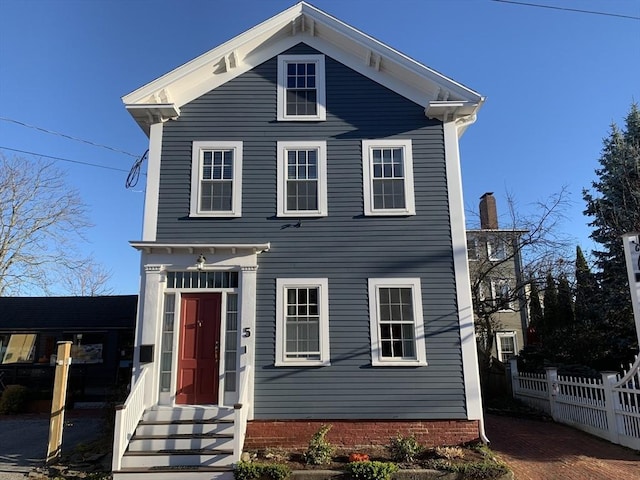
[277, 141, 327, 217]
[277, 55, 326, 121]
[190, 141, 243, 217]
[490, 279, 512, 311]
[487, 236, 507, 261]
[496, 331, 517, 362]
[275, 278, 330, 366]
[368, 278, 426, 366]
[362, 139, 415, 216]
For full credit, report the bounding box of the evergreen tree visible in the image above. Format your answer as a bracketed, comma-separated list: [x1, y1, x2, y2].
[527, 279, 543, 344]
[583, 103, 640, 353]
[574, 246, 600, 325]
[542, 272, 558, 339]
[556, 275, 574, 327]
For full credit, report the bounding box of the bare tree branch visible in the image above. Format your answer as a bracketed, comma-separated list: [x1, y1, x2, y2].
[0, 154, 112, 296]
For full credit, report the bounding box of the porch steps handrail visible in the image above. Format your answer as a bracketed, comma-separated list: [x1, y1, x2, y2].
[112, 366, 151, 471]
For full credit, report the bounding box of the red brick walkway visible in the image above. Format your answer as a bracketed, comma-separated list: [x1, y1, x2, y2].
[485, 414, 640, 480]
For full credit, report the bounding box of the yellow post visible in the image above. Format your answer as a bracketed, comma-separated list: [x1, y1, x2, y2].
[46, 341, 72, 464]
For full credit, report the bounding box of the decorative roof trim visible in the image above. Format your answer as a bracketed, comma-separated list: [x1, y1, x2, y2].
[123, 2, 484, 135]
[130, 242, 271, 255]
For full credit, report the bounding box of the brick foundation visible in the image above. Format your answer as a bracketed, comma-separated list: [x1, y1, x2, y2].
[244, 419, 480, 450]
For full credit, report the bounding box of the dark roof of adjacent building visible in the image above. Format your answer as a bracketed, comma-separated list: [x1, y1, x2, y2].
[0, 295, 137, 330]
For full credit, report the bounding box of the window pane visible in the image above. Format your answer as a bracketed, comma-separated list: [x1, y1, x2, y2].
[284, 286, 321, 360]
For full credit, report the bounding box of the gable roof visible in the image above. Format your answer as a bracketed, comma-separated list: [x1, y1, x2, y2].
[123, 1, 484, 135]
[0, 295, 137, 330]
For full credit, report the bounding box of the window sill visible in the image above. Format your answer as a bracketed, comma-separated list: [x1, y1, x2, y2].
[274, 360, 331, 367]
[189, 212, 241, 218]
[371, 360, 428, 367]
[276, 115, 326, 122]
[364, 210, 416, 217]
[277, 212, 327, 218]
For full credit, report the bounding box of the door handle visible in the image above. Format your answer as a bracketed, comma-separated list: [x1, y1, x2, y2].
[215, 341, 220, 361]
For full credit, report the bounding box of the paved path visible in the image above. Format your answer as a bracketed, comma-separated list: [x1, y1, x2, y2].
[0, 411, 103, 480]
[485, 414, 640, 480]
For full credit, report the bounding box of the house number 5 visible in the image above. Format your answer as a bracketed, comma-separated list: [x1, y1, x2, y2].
[242, 327, 251, 338]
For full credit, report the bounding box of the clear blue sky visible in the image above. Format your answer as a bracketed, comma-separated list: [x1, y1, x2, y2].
[1, 0, 639, 295]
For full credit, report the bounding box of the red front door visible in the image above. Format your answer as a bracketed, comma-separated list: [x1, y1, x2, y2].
[176, 293, 221, 404]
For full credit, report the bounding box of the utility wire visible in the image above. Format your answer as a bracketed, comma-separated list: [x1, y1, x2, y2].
[0, 146, 133, 173]
[491, 0, 640, 20]
[0, 116, 139, 157]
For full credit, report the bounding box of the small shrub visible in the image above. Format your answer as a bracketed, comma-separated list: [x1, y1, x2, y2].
[303, 424, 335, 465]
[387, 434, 423, 463]
[346, 461, 398, 480]
[234, 461, 263, 480]
[349, 453, 370, 462]
[434, 446, 465, 460]
[0, 385, 29, 414]
[262, 464, 291, 480]
[234, 461, 291, 480]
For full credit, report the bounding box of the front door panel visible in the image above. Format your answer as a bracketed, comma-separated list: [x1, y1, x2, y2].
[176, 293, 221, 404]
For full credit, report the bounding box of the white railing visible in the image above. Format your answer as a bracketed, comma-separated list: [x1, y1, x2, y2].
[112, 367, 151, 471]
[509, 355, 640, 450]
[233, 365, 252, 462]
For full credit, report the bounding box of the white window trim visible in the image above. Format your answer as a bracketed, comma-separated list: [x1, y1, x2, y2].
[190, 141, 243, 217]
[496, 331, 517, 362]
[275, 278, 330, 367]
[368, 277, 427, 366]
[277, 54, 326, 121]
[277, 141, 328, 217]
[362, 139, 416, 216]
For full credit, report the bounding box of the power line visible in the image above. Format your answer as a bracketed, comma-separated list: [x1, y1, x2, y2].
[491, 0, 640, 20]
[0, 116, 139, 158]
[0, 146, 133, 173]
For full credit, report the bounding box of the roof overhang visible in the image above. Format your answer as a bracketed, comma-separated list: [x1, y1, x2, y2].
[123, 2, 484, 136]
[130, 242, 271, 255]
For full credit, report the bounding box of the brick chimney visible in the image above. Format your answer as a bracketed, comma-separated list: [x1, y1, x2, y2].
[479, 192, 498, 229]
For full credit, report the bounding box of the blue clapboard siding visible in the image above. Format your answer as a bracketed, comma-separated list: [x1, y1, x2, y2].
[157, 44, 466, 419]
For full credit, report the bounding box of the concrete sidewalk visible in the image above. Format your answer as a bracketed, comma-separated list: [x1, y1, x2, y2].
[485, 413, 640, 480]
[0, 410, 104, 480]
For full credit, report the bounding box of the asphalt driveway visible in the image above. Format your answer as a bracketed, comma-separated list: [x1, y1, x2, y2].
[0, 410, 104, 480]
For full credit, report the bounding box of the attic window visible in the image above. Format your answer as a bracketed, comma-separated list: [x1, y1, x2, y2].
[277, 55, 326, 121]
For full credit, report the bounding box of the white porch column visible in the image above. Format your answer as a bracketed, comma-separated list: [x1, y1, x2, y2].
[239, 265, 258, 419]
[138, 263, 164, 407]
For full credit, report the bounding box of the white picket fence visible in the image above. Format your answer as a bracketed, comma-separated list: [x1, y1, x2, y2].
[509, 355, 640, 450]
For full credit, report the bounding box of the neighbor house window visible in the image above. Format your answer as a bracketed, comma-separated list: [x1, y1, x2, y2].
[362, 139, 415, 216]
[277, 55, 326, 121]
[277, 141, 327, 217]
[487, 236, 507, 261]
[190, 141, 243, 217]
[467, 237, 479, 260]
[275, 278, 330, 366]
[1, 334, 37, 364]
[496, 331, 517, 362]
[490, 279, 512, 310]
[368, 278, 426, 366]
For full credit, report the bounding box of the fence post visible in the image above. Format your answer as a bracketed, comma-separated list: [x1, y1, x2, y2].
[601, 371, 620, 445]
[508, 357, 519, 398]
[545, 367, 558, 420]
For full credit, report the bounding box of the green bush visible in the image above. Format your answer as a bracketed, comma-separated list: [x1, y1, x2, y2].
[234, 461, 291, 480]
[346, 461, 398, 480]
[0, 385, 29, 414]
[387, 434, 423, 463]
[303, 424, 335, 465]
